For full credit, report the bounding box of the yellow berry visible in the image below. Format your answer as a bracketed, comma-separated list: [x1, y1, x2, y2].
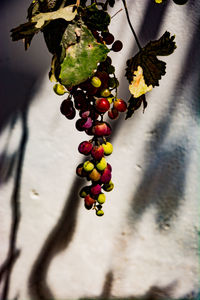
[102, 142, 113, 155]
[96, 157, 107, 171]
[97, 193, 106, 204]
[53, 83, 66, 95]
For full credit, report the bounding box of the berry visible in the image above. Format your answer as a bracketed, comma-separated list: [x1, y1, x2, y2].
[91, 145, 104, 160]
[91, 76, 102, 88]
[96, 157, 107, 171]
[76, 119, 86, 131]
[103, 180, 114, 192]
[60, 99, 73, 115]
[95, 98, 110, 113]
[85, 203, 93, 210]
[65, 107, 76, 120]
[78, 141, 93, 155]
[85, 194, 96, 206]
[102, 32, 114, 45]
[100, 167, 112, 184]
[96, 209, 104, 216]
[53, 83, 66, 95]
[89, 168, 101, 181]
[97, 193, 106, 204]
[79, 186, 90, 198]
[111, 40, 123, 52]
[107, 163, 112, 172]
[108, 107, 119, 119]
[104, 122, 112, 136]
[113, 99, 127, 112]
[91, 184, 101, 195]
[80, 110, 90, 119]
[82, 117, 93, 129]
[102, 142, 113, 155]
[101, 88, 111, 97]
[92, 122, 108, 136]
[76, 164, 87, 177]
[83, 161, 95, 172]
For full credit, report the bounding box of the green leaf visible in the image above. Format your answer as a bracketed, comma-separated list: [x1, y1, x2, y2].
[82, 4, 110, 31]
[125, 31, 176, 88]
[125, 94, 147, 120]
[59, 25, 109, 87]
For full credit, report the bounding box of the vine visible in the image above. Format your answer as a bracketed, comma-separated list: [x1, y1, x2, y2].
[11, 0, 185, 217]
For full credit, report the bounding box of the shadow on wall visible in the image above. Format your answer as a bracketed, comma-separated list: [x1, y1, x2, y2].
[0, 105, 29, 300]
[0, 0, 199, 299]
[27, 1, 173, 300]
[0, 0, 49, 298]
[129, 13, 200, 230]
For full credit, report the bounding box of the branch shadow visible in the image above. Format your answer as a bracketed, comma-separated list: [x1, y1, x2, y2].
[28, 177, 83, 300]
[0, 104, 29, 300]
[79, 270, 176, 300]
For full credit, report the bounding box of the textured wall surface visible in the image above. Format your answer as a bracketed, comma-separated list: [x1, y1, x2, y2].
[0, 0, 200, 299]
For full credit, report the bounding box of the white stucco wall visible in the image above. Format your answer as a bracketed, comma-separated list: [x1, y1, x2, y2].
[0, 1, 200, 299]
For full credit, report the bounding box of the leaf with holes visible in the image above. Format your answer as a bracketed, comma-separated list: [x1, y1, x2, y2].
[59, 25, 109, 87]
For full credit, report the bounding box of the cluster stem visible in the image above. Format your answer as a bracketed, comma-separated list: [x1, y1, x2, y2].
[121, 0, 142, 50]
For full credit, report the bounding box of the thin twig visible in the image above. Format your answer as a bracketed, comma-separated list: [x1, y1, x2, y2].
[121, 0, 142, 50]
[111, 8, 123, 19]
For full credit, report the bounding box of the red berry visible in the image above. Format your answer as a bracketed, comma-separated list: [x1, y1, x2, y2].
[85, 194, 96, 206]
[95, 98, 110, 113]
[91, 145, 104, 160]
[91, 184, 101, 195]
[100, 168, 112, 184]
[113, 99, 127, 112]
[108, 107, 119, 119]
[78, 141, 93, 155]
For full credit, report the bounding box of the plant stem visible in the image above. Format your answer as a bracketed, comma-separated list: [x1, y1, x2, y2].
[103, 0, 110, 10]
[121, 0, 142, 50]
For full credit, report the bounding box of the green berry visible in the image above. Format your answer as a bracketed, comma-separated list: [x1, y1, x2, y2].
[101, 89, 111, 97]
[91, 76, 102, 88]
[53, 83, 66, 95]
[97, 193, 106, 204]
[83, 161, 95, 172]
[102, 142, 113, 155]
[96, 157, 107, 171]
[96, 209, 104, 216]
[103, 180, 114, 192]
[79, 186, 90, 198]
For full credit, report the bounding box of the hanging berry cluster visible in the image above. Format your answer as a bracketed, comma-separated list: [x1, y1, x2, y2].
[11, 0, 177, 216]
[58, 44, 127, 216]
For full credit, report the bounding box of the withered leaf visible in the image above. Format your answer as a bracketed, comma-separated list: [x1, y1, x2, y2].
[10, 5, 77, 49]
[125, 94, 147, 120]
[126, 31, 176, 88]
